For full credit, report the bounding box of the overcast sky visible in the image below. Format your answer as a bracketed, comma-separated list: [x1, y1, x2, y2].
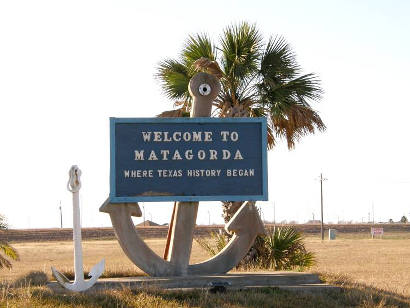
[1, 0, 409, 229]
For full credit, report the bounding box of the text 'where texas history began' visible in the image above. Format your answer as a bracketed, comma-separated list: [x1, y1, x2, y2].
[109, 118, 268, 202]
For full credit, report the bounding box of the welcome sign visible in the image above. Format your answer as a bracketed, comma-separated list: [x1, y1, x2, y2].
[109, 117, 268, 202]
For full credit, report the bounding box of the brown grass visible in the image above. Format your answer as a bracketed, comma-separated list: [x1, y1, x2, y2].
[0, 232, 409, 307]
[0, 238, 207, 283]
[1, 281, 408, 307]
[305, 233, 410, 298]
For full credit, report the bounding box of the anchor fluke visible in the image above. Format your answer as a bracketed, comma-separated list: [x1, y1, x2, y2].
[100, 198, 142, 217]
[226, 201, 265, 235]
[89, 259, 105, 279]
[187, 201, 265, 275]
[52, 263, 105, 292]
[51, 266, 70, 284]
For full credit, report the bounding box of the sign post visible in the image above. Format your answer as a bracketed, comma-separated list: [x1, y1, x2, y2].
[371, 227, 384, 239]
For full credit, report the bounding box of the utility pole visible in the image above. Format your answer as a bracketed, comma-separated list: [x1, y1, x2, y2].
[142, 203, 146, 226]
[372, 202, 375, 224]
[319, 173, 327, 241]
[59, 201, 63, 228]
[208, 210, 211, 225]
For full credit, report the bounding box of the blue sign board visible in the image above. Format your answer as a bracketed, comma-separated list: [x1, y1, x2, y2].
[109, 117, 268, 202]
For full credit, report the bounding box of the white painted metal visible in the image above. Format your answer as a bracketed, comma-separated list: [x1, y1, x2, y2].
[51, 166, 105, 292]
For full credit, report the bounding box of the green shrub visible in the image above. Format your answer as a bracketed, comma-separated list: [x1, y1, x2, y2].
[252, 226, 316, 270]
[13, 271, 49, 287]
[195, 230, 227, 257]
[196, 226, 315, 271]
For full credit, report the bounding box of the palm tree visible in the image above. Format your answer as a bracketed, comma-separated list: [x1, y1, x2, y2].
[157, 22, 325, 221]
[0, 214, 19, 269]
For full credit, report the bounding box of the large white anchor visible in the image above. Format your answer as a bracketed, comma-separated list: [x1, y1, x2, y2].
[52, 166, 105, 291]
[100, 71, 265, 276]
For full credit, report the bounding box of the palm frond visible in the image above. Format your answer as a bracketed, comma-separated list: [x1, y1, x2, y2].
[272, 73, 323, 103]
[220, 22, 263, 87]
[195, 232, 227, 256]
[182, 34, 216, 68]
[271, 102, 326, 148]
[0, 242, 19, 261]
[0, 256, 12, 269]
[156, 59, 191, 100]
[260, 36, 300, 82]
[256, 65, 323, 149]
[0, 242, 19, 269]
[258, 72, 322, 109]
[196, 226, 315, 270]
[256, 226, 315, 270]
[0, 214, 7, 230]
[156, 21, 325, 151]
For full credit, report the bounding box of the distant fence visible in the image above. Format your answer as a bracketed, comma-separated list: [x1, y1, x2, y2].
[270, 223, 410, 234]
[0, 225, 224, 243]
[0, 224, 409, 243]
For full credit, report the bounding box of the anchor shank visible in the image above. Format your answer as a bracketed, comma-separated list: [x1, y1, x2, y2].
[166, 202, 198, 275]
[165, 72, 221, 276]
[72, 190, 84, 282]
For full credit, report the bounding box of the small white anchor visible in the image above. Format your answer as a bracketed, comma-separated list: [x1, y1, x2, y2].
[51, 165, 105, 292]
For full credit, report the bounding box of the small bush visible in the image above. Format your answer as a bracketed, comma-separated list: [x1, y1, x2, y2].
[196, 226, 316, 271]
[13, 271, 49, 287]
[195, 230, 227, 256]
[252, 226, 316, 270]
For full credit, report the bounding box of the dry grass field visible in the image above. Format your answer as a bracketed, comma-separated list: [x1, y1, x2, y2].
[0, 238, 207, 282]
[306, 233, 410, 298]
[0, 231, 409, 307]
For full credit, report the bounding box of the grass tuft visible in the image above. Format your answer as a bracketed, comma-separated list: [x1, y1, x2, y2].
[59, 268, 147, 280]
[12, 270, 49, 287]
